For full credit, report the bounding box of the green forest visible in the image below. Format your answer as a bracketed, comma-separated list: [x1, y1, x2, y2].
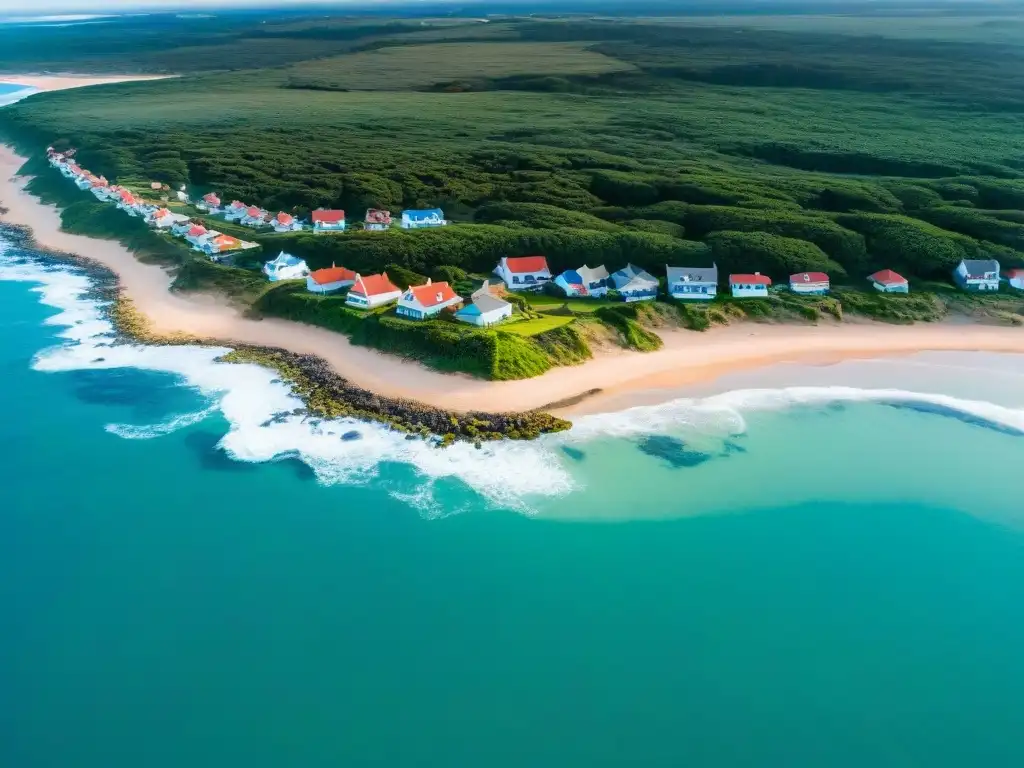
[2, 8, 1024, 380]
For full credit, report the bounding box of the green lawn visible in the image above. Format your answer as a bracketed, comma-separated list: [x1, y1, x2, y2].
[500, 315, 576, 336]
[521, 293, 620, 314]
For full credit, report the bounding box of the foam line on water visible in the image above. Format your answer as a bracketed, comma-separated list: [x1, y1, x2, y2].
[3, 235, 1023, 515]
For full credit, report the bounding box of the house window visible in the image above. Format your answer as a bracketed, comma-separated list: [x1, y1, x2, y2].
[512, 276, 520, 284]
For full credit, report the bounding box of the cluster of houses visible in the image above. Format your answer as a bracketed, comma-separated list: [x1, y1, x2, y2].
[195, 196, 449, 235]
[260, 252, 514, 327]
[46, 148, 259, 259]
[490, 255, 1023, 299]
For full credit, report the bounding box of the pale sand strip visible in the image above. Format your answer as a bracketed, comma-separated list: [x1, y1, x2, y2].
[3, 141, 1024, 416]
[0, 74, 175, 92]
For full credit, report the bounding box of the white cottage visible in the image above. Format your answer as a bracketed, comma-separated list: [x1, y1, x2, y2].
[271, 212, 303, 232]
[494, 256, 551, 291]
[667, 264, 717, 301]
[729, 273, 771, 298]
[789, 271, 830, 295]
[868, 269, 909, 294]
[396, 279, 463, 320]
[307, 264, 357, 294]
[262, 252, 309, 281]
[455, 283, 513, 327]
[345, 273, 403, 309]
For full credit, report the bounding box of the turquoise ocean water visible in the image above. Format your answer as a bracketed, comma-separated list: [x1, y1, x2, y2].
[2, 226, 1024, 766]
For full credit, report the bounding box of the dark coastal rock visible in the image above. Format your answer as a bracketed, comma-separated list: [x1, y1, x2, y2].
[217, 345, 571, 447]
[880, 400, 1024, 437]
[561, 446, 586, 462]
[341, 430, 361, 441]
[91, 357, 105, 363]
[638, 435, 714, 468]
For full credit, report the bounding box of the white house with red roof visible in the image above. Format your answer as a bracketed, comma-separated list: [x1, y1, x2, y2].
[148, 208, 189, 230]
[311, 209, 346, 232]
[346, 273, 402, 309]
[364, 209, 393, 232]
[789, 271, 830, 295]
[185, 225, 211, 248]
[868, 269, 909, 294]
[494, 255, 552, 291]
[171, 219, 195, 237]
[396, 279, 463, 320]
[307, 264, 357, 294]
[271, 212, 303, 232]
[197, 192, 221, 212]
[204, 234, 245, 259]
[241, 206, 270, 227]
[729, 273, 772, 298]
[116, 189, 142, 216]
[1006, 268, 1024, 291]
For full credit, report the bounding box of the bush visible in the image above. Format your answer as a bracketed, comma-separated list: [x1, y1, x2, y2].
[706, 231, 845, 278]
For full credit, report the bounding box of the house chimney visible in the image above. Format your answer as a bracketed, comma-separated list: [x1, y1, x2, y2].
[426, 278, 432, 285]
[436, 292, 444, 303]
[755, 272, 761, 276]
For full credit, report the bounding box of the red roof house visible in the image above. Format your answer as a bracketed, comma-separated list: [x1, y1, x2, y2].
[397, 279, 463, 320]
[789, 271, 830, 295]
[729, 273, 772, 298]
[307, 264, 357, 293]
[202, 193, 221, 207]
[868, 269, 909, 293]
[345, 272, 403, 309]
[495, 255, 552, 290]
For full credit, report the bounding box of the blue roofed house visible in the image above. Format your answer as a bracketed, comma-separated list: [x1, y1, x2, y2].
[554, 264, 611, 298]
[262, 252, 310, 282]
[667, 264, 717, 301]
[953, 259, 1000, 291]
[611, 263, 659, 302]
[401, 208, 447, 229]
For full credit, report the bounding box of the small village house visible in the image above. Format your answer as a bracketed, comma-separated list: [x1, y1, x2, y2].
[667, 264, 717, 301]
[1006, 269, 1024, 291]
[307, 264, 357, 294]
[869, 269, 909, 294]
[311, 209, 346, 232]
[400, 209, 447, 229]
[396, 279, 463, 320]
[271, 212, 303, 233]
[364, 209, 393, 232]
[116, 189, 142, 216]
[494, 255, 551, 291]
[171, 219, 195, 237]
[554, 264, 611, 298]
[197, 193, 221, 212]
[148, 208, 189, 230]
[346, 273, 403, 309]
[953, 259, 1000, 292]
[455, 282, 513, 327]
[729, 273, 772, 298]
[789, 271, 830, 295]
[611, 263, 659, 302]
[202, 234, 243, 260]
[262, 252, 309, 281]
[241, 206, 269, 227]
[222, 200, 249, 221]
[185, 225, 210, 248]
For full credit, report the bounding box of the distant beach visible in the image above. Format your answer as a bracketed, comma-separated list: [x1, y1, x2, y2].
[0, 73, 174, 92]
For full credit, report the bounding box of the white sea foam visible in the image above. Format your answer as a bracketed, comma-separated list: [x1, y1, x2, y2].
[3, 237, 1023, 515]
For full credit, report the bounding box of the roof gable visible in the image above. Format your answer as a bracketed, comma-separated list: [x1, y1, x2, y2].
[869, 269, 907, 285]
[406, 280, 458, 308]
[310, 265, 356, 285]
[352, 272, 400, 297]
[504, 255, 550, 274]
[312, 209, 345, 224]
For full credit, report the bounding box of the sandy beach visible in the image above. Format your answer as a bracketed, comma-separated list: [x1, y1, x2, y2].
[3, 138, 1024, 415]
[0, 74, 175, 93]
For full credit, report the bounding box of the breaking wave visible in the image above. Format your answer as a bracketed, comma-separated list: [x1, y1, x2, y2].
[2, 232, 1023, 515]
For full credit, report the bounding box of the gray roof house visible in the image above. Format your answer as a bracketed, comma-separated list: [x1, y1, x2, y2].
[953, 258, 1000, 291]
[667, 263, 719, 300]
